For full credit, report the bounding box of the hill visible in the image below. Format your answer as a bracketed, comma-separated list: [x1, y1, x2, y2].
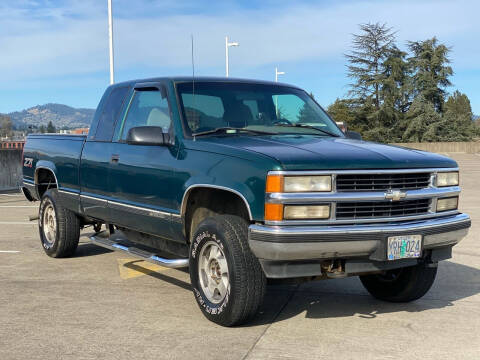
[8, 103, 95, 129]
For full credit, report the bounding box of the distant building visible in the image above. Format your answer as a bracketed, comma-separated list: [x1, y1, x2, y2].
[71, 128, 89, 135]
[1, 140, 25, 150]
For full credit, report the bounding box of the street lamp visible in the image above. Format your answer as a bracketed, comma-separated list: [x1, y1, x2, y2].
[275, 67, 285, 82]
[107, 0, 115, 84]
[225, 36, 239, 77]
[274, 67, 285, 116]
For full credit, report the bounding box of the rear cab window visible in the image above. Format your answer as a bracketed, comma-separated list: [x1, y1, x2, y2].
[93, 86, 130, 142]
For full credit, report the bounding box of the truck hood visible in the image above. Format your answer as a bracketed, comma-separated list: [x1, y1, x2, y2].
[198, 135, 457, 170]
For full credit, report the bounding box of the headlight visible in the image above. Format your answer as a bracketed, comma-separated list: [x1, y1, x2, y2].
[436, 197, 458, 212]
[436, 172, 459, 187]
[266, 175, 332, 192]
[284, 205, 330, 220]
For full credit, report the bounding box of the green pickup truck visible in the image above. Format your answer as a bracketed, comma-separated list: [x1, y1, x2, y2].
[22, 77, 471, 326]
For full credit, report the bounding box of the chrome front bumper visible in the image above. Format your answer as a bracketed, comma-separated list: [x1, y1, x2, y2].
[248, 213, 471, 262]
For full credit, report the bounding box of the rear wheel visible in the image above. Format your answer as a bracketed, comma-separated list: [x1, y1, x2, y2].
[189, 215, 266, 326]
[39, 189, 80, 258]
[359, 263, 437, 302]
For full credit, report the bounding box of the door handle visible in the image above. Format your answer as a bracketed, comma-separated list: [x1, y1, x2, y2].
[111, 154, 120, 163]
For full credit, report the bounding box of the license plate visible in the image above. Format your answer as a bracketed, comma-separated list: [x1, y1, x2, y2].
[387, 235, 422, 260]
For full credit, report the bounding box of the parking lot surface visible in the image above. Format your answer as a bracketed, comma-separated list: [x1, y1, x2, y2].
[1, 153, 479, 360]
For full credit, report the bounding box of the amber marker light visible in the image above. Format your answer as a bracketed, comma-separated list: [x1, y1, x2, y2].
[264, 203, 284, 221]
[266, 174, 284, 193]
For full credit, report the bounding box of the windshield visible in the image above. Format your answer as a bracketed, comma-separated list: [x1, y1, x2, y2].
[176, 82, 344, 137]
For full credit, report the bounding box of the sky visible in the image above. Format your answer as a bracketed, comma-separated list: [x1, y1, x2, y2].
[1, 0, 479, 114]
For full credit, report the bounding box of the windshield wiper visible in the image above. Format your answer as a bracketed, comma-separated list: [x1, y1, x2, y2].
[193, 127, 276, 138]
[274, 123, 340, 137]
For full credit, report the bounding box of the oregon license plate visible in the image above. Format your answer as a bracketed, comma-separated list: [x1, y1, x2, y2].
[387, 235, 422, 260]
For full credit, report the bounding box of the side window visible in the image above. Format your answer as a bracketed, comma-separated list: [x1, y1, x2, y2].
[119, 89, 172, 141]
[94, 86, 129, 141]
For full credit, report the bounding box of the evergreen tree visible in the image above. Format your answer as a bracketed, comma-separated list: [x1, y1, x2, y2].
[39, 125, 46, 133]
[0, 115, 13, 138]
[444, 91, 473, 119]
[408, 37, 452, 112]
[46, 121, 56, 133]
[346, 22, 396, 109]
[326, 99, 356, 127]
[402, 96, 440, 142]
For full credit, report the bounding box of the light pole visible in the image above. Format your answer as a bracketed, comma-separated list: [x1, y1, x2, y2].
[275, 67, 285, 116]
[275, 67, 285, 82]
[108, 0, 115, 84]
[225, 36, 239, 77]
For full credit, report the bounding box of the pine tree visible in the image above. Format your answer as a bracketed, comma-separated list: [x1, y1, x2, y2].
[408, 37, 452, 112]
[327, 99, 356, 126]
[346, 23, 396, 109]
[46, 121, 56, 133]
[0, 115, 13, 138]
[444, 91, 473, 119]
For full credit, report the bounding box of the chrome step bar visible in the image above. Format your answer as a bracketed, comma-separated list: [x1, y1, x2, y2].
[90, 231, 189, 269]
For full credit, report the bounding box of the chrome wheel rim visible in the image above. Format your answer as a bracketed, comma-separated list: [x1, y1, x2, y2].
[43, 204, 57, 246]
[198, 241, 230, 304]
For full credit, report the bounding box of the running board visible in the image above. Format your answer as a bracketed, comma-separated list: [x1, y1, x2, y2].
[90, 231, 189, 269]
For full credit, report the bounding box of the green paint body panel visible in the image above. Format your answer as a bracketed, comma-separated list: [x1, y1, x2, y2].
[22, 77, 458, 246]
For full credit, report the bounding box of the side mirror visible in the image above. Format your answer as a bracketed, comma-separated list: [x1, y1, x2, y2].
[126, 126, 170, 146]
[345, 131, 362, 140]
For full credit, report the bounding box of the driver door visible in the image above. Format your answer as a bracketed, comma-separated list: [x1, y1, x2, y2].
[108, 83, 179, 240]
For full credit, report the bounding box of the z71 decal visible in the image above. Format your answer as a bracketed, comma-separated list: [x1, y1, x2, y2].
[23, 158, 33, 168]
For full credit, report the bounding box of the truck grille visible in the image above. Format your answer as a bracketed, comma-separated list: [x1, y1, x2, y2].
[336, 199, 431, 220]
[336, 173, 431, 192]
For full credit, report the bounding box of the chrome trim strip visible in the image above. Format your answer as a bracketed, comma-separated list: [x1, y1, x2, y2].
[266, 186, 460, 203]
[268, 167, 459, 176]
[108, 199, 175, 218]
[79, 193, 180, 218]
[80, 194, 108, 203]
[264, 210, 460, 225]
[180, 184, 253, 220]
[251, 213, 470, 236]
[23, 181, 36, 188]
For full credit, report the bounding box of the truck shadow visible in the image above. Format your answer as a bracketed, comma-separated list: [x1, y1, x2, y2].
[72, 239, 479, 326]
[251, 260, 480, 326]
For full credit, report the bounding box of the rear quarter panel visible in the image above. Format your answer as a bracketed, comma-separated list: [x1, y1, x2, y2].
[23, 135, 85, 203]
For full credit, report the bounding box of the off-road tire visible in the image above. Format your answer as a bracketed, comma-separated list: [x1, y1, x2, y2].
[189, 215, 266, 326]
[360, 263, 437, 302]
[39, 189, 80, 258]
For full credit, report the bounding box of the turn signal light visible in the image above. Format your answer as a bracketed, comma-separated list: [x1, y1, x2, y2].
[264, 203, 283, 221]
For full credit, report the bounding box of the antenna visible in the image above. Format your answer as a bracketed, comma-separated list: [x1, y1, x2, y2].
[191, 35, 196, 141]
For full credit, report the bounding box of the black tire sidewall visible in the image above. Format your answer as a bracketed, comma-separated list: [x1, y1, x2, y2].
[189, 219, 235, 322]
[38, 191, 60, 256]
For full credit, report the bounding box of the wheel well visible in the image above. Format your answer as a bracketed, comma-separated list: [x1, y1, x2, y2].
[35, 168, 57, 198]
[183, 187, 251, 242]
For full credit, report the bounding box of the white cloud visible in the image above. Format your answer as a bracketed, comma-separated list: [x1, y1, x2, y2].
[0, 0, 478, 82]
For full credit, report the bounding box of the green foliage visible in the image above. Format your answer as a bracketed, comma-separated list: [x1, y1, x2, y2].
[444, 91, 473, 118]
[39, 125, 46, 133]
[0, 115, 13, 138]
[46, 121, 56, 133]
[408, 38, 453, 112]
[334, 23, 477, 143]
[346, 23, 396, 109]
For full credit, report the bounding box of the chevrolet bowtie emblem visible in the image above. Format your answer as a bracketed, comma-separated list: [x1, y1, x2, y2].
[385, 189, 407, 201]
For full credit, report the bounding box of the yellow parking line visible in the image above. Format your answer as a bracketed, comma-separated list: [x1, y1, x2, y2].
[117, 258, 170, 279]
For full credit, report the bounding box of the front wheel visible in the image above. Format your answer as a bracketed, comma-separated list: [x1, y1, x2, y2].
[189, 215, 266, 326]
[359, 263, 437, 302]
